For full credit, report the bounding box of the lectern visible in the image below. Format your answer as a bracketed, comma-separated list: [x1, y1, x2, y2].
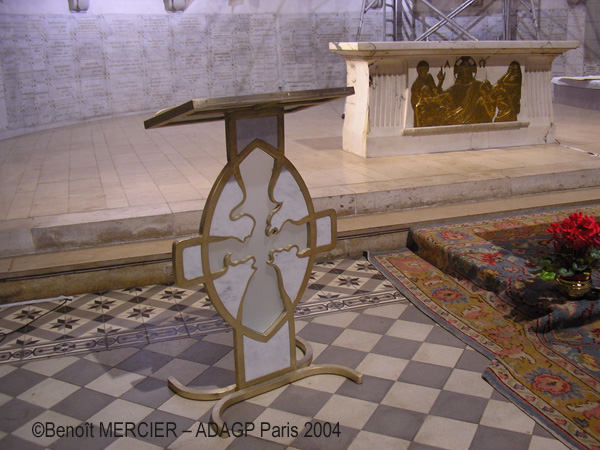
[145, 88, 362, 436]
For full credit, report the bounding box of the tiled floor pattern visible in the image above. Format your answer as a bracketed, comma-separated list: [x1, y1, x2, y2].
[0, 257, 569, 450]
[0, 259, 400, 364]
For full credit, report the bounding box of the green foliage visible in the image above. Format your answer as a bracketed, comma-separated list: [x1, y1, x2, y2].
[539, 269, 556, 281]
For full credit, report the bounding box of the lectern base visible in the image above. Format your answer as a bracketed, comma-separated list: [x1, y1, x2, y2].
[167, 337, 363, 438]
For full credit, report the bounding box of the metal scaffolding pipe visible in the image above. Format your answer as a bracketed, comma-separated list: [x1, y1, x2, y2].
[420, 0, 479, 41]
[416, 0, 477, 41]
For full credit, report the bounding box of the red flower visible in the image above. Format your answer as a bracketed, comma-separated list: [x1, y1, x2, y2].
[544, 213, 600, 275]
[547, 213, 600, 251]
[532, 373, 572, 395]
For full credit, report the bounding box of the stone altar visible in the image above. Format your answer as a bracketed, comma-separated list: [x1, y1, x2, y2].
[329, 41, 579, 158]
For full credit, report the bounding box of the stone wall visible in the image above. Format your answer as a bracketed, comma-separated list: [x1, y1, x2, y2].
[0, 0, 597, 138]
[0, 0, 382, 138]
[584, 0, 600, 73]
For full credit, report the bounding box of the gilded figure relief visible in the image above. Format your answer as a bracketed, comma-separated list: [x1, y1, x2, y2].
[411, 57, 522, 127]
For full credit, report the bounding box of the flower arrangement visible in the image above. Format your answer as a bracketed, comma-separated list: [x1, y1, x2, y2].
[540, 212, 600, 281]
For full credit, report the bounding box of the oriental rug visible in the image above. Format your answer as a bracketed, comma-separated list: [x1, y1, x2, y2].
[370, 204, 600, 450]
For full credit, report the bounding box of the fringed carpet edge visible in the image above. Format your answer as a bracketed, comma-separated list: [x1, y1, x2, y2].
[369, 249, 597, 450]
[367, 250, 495, 360]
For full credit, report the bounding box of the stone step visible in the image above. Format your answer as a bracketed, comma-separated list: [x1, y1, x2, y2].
[2, 161, 599, 259]
[2, 186, 599, 305]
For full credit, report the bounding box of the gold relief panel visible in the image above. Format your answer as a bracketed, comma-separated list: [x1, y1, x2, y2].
[411, 57, 522, 127]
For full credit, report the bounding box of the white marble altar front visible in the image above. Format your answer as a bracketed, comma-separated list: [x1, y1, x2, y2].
[330, 41, 579, 158]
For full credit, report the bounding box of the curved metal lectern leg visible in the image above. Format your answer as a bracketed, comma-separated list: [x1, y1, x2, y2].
[167, 378, 236, 401]
[295, 336, 313, 368]
[167, 337, 314, 401]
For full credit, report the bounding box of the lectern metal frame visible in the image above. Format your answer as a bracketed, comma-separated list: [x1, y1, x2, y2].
[144, 87, 362, 437]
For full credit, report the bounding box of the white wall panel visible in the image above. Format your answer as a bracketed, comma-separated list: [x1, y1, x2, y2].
[0, 0, 596, 137]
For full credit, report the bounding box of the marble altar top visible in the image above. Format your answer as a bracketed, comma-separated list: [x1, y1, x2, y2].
[329, 40, 579, 58]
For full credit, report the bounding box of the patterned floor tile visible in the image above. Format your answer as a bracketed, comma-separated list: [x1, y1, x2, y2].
[371, 335, 423, 360]
[442, 368, 495, 399]
[291, 422, 360, 450]
[331, 328, 382, 352]
[50, 432, 119, 450]
[16, 377, 80, 408]
[412, 343, 464, 368]
[385, 319, 434, 342]
[347, 312, 396, 334]
[0, 259, 398, 365]
[335, 374, 395, 404]
[51, 387, 115, 421]
[269, 385, 331, 417]
[157, 395, 215, 421]
[469, 425, 533, 450]
[413, 415, 478, 450]
[149, 357, 209, 384]
[240, 408, 303, 446]
[424, 326, 468, 348]
[292, 372, 348, 394]
[132, 410, 195, 448]
[429, 390, 489, 424]
[311, 311, 361, 328]
[313, 345, 368, 369]
[188, 365, 236, 390]
[0, 398, 45, 433]
[296, 321, 344, 345]
[0, 368, 47, 396]
[104, 328, 149, 350]
[454, 348, 491, 372]
[381, 381, 441, 414]
[363, 405, 427, 441]
[20, 355, 80, 376]
[83, 346, 140, 366]
[104, 437, 164, 450]
[0, 257, 572, 449]
[85, 367, 146, 397]
[116, 349, 173, 377]
[354, 353, 409, 380]
[1, 434, 47, 450]
[87, 398, 154, 427]
[479, 399, 537, 434]
[528, 435, 570, 450]
[142, 337, 198, 356]
[315, 394, 378, 429]
[176, 339, 232, 366]
[12, 409, 81, 447]
[398, 361, 454, 389]
[348, 430, 411, 450]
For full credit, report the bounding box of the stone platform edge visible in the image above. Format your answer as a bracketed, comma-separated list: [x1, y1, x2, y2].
[2, 165, 600, 260]
[1, 186, 600, 305]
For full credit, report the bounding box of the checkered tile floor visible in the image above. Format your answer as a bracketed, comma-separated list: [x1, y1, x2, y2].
[0, 258, 569, 449]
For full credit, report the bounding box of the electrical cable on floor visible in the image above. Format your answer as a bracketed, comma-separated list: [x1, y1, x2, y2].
[0, 296, 73, 345]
